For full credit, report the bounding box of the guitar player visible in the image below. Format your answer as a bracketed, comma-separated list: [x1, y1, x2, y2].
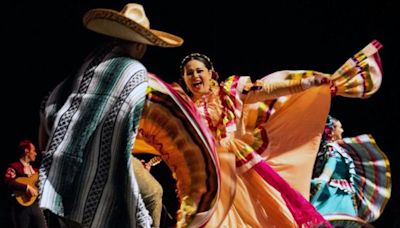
[3, 139, 47, 228]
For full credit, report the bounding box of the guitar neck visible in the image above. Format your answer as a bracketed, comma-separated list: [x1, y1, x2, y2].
[146, 156, 162, 167]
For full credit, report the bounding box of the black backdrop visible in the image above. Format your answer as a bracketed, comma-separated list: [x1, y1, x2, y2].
[2, 0, 399, 227]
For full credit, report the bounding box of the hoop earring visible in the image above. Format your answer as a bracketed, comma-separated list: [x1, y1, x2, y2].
[211, 70, 219, 81]
[210, 79, 218, 87]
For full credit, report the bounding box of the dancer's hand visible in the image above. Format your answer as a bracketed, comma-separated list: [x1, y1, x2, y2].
[301, 72, 331, 88]
[312, 72, 331, 85]
[177, 196, 197, 228]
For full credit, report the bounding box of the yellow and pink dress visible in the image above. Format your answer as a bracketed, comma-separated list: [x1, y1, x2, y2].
[132, 40, 383, 227]
[134, 73, 326, 227]
[188, 75, 329, 227]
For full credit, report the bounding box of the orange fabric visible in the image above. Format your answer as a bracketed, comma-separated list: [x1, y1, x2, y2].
[132, 75, 220, 227]
[240, 85, 331, 200]
[132, 138, 160, 155]
[205, 146, 296, 228]
[263, 86, 331, 199]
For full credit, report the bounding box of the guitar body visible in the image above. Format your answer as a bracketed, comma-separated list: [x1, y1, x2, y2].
[14, 172, 39, 206]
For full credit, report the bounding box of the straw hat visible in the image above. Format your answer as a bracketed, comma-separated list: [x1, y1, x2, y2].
[83, 3, 183, 47]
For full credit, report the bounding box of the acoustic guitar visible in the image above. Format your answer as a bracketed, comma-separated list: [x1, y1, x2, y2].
[14, 172, 39, 206]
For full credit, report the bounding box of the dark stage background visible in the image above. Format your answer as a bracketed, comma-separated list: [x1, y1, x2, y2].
[2, 0, 399, 227]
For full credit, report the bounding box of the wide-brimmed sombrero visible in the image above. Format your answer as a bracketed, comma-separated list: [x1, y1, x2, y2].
[83, 3, 184, 47]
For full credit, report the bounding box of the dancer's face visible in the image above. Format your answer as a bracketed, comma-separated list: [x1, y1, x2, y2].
[332, 120, 343, 140]
[182, 59, 213, 98]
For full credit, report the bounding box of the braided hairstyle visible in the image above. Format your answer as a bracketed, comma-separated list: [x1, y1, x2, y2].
[180, 53, 215, 76]
[322, 115, 338, 144]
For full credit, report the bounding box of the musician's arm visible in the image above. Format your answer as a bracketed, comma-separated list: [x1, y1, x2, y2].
[4, 167, 27, 192]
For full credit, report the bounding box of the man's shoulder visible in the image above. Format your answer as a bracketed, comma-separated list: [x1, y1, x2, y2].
[104, 57, 147, 73]
[7, 161, 23, 172]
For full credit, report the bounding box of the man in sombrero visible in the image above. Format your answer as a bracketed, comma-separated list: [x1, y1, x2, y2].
[37, 3, 183, 228]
